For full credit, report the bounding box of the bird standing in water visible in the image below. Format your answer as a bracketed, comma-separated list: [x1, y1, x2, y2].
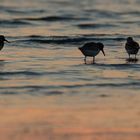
[125, 37, 139, 60]
[0, 35, 9, 51]
[78, 42, 105, 63]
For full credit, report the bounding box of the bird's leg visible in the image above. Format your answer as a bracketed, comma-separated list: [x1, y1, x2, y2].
[129, 54, 130, 59]
[135, 54, 137, 60]
[93, 57, 95, 64]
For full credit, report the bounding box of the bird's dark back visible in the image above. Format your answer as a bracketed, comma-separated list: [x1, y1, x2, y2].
[125, 40, 140, 54]
[81, 42, 98, 50]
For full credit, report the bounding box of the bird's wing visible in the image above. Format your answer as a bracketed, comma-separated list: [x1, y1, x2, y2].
[125, 42, 139, 49]
[82, 42, 99, 50]
[125, 43, 130, 49]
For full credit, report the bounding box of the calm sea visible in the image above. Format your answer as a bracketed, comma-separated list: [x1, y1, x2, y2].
[0, 1, 140, 139]
[0, 0, 139, 100]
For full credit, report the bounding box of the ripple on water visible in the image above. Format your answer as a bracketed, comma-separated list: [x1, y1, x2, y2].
[11, 34, 126, 46]
[0, 19, 32, 27]
[0, 71, 44, 77]
[77, 23, 118, 29]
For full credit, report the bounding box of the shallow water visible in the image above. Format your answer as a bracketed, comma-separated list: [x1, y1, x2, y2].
[0, 0, 140, 139]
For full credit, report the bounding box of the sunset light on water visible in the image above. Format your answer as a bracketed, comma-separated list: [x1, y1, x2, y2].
[0, 0, 140, 139]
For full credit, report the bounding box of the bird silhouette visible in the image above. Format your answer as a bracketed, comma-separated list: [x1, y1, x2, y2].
[79, 42, 105, 63]
[0, 35, 9, 51]
[125, 37, 139, 60]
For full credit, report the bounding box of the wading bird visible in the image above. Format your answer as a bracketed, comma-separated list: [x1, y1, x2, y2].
[125, 37, 139, 60]
[78, 42, 105, 63]
[0, 35, 9, 51]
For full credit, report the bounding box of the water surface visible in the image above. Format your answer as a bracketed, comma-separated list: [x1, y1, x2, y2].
[0, 0, 140, 139]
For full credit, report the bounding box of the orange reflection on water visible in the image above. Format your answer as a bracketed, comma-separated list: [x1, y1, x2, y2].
[102, 70, 129, 78]
[0, 106, 140, 140]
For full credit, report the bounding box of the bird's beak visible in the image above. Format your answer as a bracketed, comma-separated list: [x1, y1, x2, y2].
[4, 39, 10, 43]
[101, 49, 105, 56]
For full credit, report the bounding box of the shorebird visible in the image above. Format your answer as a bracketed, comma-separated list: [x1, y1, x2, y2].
[78, 42, 105, 63]
[125, 37, 139, 60]
[0, 35, 9, 51]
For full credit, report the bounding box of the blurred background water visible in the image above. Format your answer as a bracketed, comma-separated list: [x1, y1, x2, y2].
[0, 0, 140, 139]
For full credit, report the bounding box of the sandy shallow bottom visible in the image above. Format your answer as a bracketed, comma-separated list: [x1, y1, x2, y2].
[0, 94, 140, 140]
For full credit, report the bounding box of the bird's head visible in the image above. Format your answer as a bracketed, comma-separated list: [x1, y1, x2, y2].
[97, 42, 105, 56]
[127, 37, 133, 43]
[0, 35, 10, 43]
